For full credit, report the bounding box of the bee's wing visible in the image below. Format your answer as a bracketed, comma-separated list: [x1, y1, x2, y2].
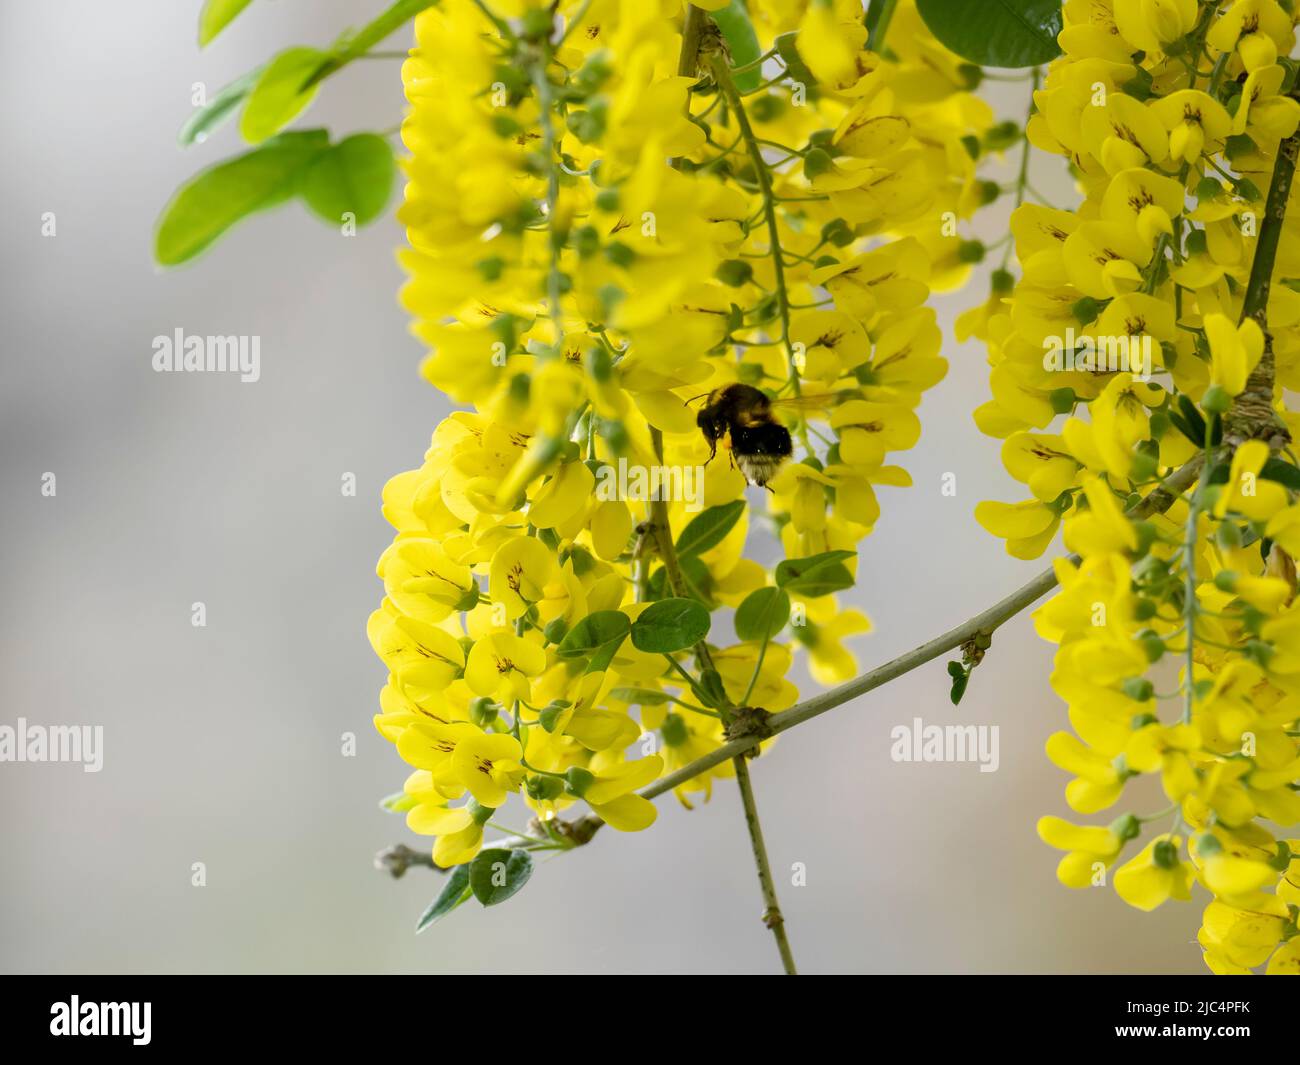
[768, 393, 842, 418]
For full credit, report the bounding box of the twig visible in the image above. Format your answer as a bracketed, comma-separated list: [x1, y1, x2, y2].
[647, 425, 797, 974]
[638, 458, 1205, 797]
[1225, 113, 1300, 448]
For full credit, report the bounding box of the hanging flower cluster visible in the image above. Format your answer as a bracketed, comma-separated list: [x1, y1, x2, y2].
[369, 0, 997, 873]
[969, 0, 1300, 974]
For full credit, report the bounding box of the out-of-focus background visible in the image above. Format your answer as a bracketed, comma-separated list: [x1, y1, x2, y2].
[0, 1, 1205, 974]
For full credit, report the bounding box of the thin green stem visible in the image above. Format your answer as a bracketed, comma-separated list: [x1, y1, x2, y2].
[708, 54, 800, 394]
[868, 0, 900, 52]
[733, 757, 797, 974]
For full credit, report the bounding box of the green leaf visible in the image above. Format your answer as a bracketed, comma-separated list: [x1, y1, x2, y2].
[199, 0, 254, 47]
[947, 661, 970, 706]
[1261, 458, 1300, 492]
[608, 686, 673, 705]
[712, 1, 763, 92]
[631, 597, 711, 653]
[774, 32, 816, 86]
[915, 0, 1063, 68]
[675, 500, 746, 558]
[775, 550, 856, 597]
[556, 610, 631, 659]
[178, 67, 263, 147]
[647, 556, 717, 609]
[154, 130, 329, 265]
[301, 133, 396, 226]
[734, 586, 791, 642]
[468, 848, 533, 907]
[416, 864, 471, 932]
[240, 46, 329, 144]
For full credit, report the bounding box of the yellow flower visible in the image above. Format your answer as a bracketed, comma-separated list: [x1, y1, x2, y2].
[1151, 90, 1232, 165]
[1045, 730, 1125, 813]
[1204, 312, 1265, 397]
[465, 631, 546, 703]
[1113, 0, 1198, 54]
[567, 754, 663, 831]
[1213, 439, 1287, 522]
[1113, 835, 1194, 911]
[450, 730, 525, 808]
[974, 498, 1062, 559]
[1037, 814, 1129, 889]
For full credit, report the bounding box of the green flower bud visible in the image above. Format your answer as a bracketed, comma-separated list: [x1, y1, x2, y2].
[1214, 569, 1239, 593]
[1138, 629, 1166, 663]
[1195, 176, 1222, 202]
[1152, 839, 1179, 869]
[1071, 296, 1102, 325]
[803, 147, 835, 179]
[469, 697, 499, 728]
[1194, 832, 1224, 858]
[1216, 520, 1243, 551]
[660, 712, 689, 747]
[1201, 385, 1232, 415]
[1049, 386, 1076, 414]
[564, 766, 596, 797]
[526, 775, 565, 802]
[605, 241, 635, 269]
[1121, 677, 1154, 702]
[536, 698, 570, 729]
[716, 259, 754, 287]
[572, 225, 601, 258]
[1109, 813, 1141, 842]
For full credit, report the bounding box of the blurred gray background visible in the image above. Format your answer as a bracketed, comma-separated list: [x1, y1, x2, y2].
[0, 1, 1204, 974]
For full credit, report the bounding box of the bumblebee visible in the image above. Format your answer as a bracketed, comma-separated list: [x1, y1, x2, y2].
[694, 383, 795, 488]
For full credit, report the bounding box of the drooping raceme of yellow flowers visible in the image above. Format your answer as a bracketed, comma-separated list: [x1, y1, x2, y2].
[370, 0, 996, 871]
[970, 0, 1300, 974]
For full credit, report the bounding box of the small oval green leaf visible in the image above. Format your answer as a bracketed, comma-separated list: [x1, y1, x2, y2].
[775, 550, 856, 596]
[734, 586, 791, 643]
[154, 130, 329, 265]
[239, 47, 329, 144]
[468, 848, 534, 907]
[416, 864, 472, 932]
[199, 0, 254, 47]
[178, 66, 263, 147]
[631, 597, 711, 653]
[556, 610, 631, 659]
[915, 0, 1062, 68]
[301, 133, 397, 226]
[675, 500, 746, 558]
